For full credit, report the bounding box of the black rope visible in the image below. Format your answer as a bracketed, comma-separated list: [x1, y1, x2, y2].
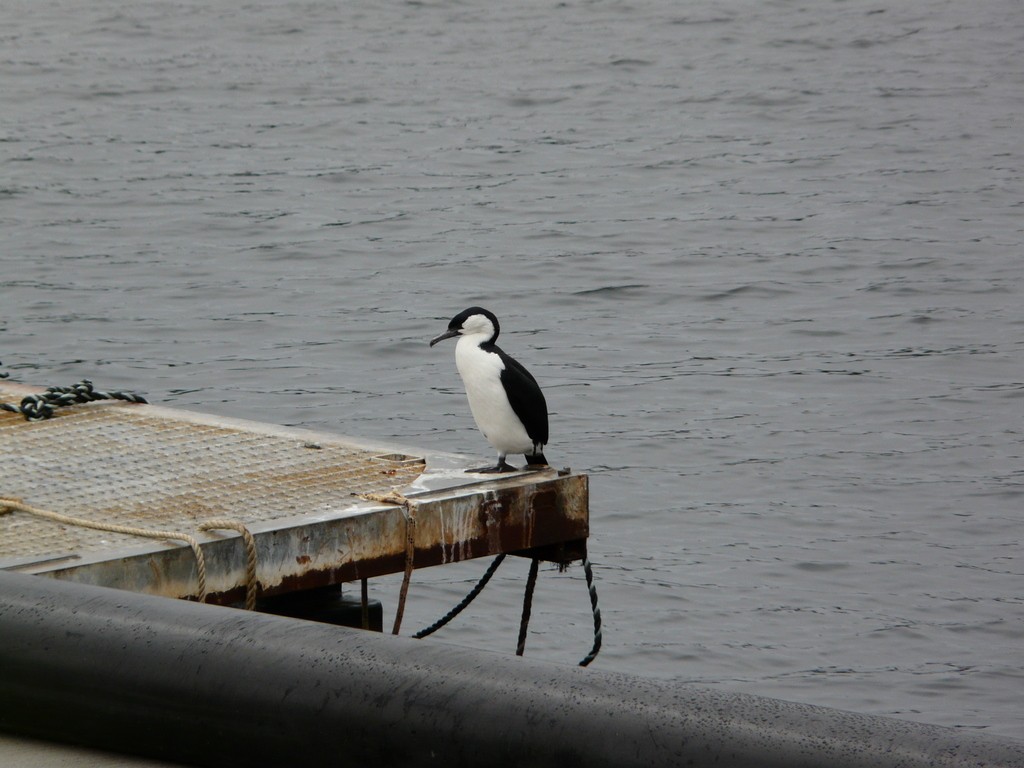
[0, 379, 147, 421]
[578, 556, 603, 667]
[412, 553, 506, 639]
[516, 557, 540, 656]
[413, 552, 602, 667]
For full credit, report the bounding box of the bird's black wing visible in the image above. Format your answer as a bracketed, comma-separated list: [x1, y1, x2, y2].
[491, 344, 548, 448]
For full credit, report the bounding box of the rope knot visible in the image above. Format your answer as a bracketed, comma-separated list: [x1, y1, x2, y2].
[357, 491, 417, 635]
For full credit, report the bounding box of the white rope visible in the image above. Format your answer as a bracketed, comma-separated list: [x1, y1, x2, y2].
[1, 497, 259, 608]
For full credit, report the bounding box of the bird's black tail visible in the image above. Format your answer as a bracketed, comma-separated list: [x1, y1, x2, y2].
[525, 451, 548, 467]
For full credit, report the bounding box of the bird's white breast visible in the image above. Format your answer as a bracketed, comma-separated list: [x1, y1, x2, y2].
[454, 336, 533, 454]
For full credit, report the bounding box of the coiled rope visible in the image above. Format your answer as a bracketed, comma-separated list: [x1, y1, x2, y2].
[0, 497, 258, 608]
[0, 379, 147, 421]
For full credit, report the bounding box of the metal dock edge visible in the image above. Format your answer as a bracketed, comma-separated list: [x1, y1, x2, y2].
[0, 381, 588, 604]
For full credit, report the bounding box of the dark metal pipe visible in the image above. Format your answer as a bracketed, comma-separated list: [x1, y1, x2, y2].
[0, 571, 1021, 768]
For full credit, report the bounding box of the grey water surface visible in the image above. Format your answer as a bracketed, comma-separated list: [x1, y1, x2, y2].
[2, 0, 1022, 739]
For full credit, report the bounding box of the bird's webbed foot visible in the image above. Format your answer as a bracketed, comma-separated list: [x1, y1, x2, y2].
[466, 458, 517, 474]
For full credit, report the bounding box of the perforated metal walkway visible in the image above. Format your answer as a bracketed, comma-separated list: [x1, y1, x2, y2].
[0, 381, 588, 604]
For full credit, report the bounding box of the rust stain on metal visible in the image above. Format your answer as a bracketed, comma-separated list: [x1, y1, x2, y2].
[478, 493, 503, 558]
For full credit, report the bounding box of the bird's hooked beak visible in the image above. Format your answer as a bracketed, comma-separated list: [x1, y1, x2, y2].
[429, 328, 460, 347]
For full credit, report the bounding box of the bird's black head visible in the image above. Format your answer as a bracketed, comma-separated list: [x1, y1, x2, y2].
[429, 307, 500, 347]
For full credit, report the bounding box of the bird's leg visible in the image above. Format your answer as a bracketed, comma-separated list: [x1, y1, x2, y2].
[522, 449, 549, 471]
[467, 453, 517, 474]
